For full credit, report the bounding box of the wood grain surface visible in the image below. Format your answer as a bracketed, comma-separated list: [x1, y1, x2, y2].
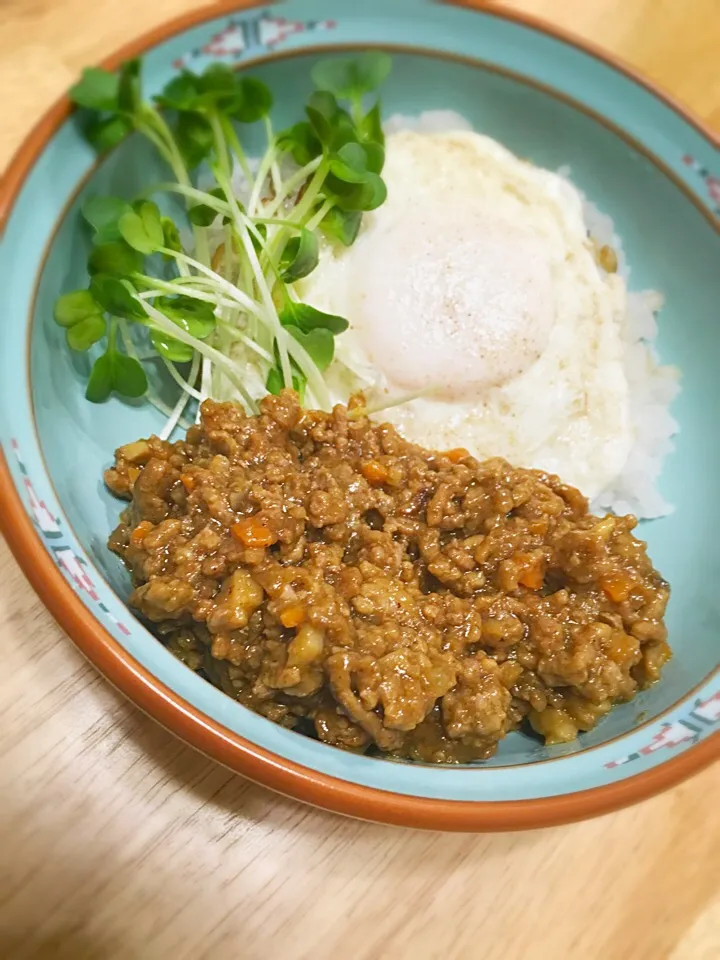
[1, 2, 718, 958]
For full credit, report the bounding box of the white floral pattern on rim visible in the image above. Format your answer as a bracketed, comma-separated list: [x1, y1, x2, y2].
[605, 691, 720, 768]
[10, 438, 132, 637]
[172, 10, 337, 70]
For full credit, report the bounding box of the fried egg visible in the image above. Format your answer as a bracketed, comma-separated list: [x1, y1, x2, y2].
[298, 120, 634, 500]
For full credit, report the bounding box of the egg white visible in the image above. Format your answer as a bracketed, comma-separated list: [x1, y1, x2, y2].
[298, 122, 633, 500]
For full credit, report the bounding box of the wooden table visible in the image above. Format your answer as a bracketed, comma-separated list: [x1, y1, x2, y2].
[1, 2, 718, 958]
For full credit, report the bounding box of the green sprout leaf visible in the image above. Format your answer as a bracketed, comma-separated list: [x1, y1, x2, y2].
[85, 353, 114, 403]
[161, 217, 182, 256]
[303, 93, 356, 154]
[279, 231, 319, 283]
[266, 363, 306, 400]
[320, 207, 363, 247]
[117, 59, 142, 114]
[327, 172, 387, 212]
[86, 351, 147, 403]
[276, 121, 322, 166]
[231, 77, 274, 123]
[150, 330, 194, 363]
[266, 340, 307, 399]
[114, 353, 148, 397]
[84, 114, 133, 153]
[187, 187, 228, 227]
[82, 196, 133, 244]
[66, 314, 107, 352]
[157, 67, 272, 122]
[362, 141, 385, 174]
[250, 222, 267, 256]
[285, 325, 335, 371]
[191, 64, 241, 113]
[198, 64, 238, 100]
[90, 275, 144, 320]
[53, 290, 103, 328]
[118, 200, 164, 254]
[59, 53, 392, 416]
[175, 111, 214, 169]
[69, 67, 120, 111]
[54, 290, 107, 353]
[306, 91, 342, 146]
[329, 142, 373, 184]
[358, 102, 385, 147]
[88, 240, 143, 277]
[156, 72, 202, 111]
[150, 295, 216, 362]
[187, 205, 218, 227]
[279, 300, 348, 335]
[156, 295, 216, 339]
[329, 142, 384, 182]
[311, 52, 392, 101]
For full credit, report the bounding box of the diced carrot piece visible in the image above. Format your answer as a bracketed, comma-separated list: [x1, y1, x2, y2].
[515, 552, 544, 590]
[529, 519, 549, 536]
[361, 460, 389, 486]
[518, 568, 543, 590]
[231, 517, 277, 548]
[280, 604, 306, 629]
[181, 474, 196, 493]
[608, 631, 638, 664]
[444, 447, 470, 463]
[130, 521, 154, 547]
[600, 571, 635, 603]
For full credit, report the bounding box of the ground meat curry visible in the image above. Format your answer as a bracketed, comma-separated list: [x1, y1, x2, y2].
[106, 392, 671, 762]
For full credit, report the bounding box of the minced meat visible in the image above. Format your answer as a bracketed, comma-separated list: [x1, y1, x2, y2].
[106, 392, 671, 763]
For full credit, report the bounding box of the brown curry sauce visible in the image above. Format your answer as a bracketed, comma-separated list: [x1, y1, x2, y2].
[106, 392, 670, 763]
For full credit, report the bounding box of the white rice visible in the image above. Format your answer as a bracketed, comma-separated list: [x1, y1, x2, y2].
[567, 173, 680, 519]
[384, 112, 680, 520]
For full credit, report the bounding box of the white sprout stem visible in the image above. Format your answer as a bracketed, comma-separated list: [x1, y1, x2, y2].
[283, 336, 332, 410]
[160, 389, 193, 442]
[213, 170, 294, 390]
[236, 227, 293, 389]
[145, 182, 228, 275]
[162, 356, 205, 402]
[117, 319, 190, 425]
[221, 115, 253, 182]
[236, 333, 273, 363]
[232, 210, 334, 401]
[289, 159, 330, 223]
[209, 113, 233, 183]
[200, 357, 212, 407]
[143, 108, 212, 266]
[359, 389, 433, 418]
[159, 249, 267, 321]
[151, 181, 232, 213]
[247, 143, 278, 217]
[139, 299, 255, 411]
[263, 159, 330, 267]
[137, 287, 241, 313]
[214, 320, 273, 362]
[159, 352, 201, 441]
[306, 197, 335, 232]
[263, 157, 322, 217]
[264, 117, 283, 198]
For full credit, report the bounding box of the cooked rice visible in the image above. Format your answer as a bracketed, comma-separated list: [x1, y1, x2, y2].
[386, 112, 680, 520]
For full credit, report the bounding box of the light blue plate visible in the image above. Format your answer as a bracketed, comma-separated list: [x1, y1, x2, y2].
[1, 0, 718, 827]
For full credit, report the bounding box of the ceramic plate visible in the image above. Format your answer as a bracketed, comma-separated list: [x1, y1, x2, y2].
[0, 0, 718, 830]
